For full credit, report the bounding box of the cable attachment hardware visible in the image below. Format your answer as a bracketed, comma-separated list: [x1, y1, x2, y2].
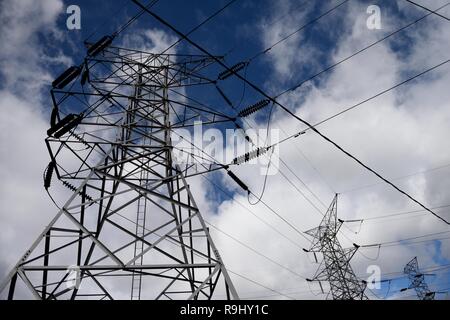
[218, 61, 248, 80]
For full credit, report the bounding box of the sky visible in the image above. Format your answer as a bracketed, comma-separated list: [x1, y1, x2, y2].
[0, 0, 449, 300]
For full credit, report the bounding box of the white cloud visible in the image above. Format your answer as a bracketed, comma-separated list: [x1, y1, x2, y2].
[187, 0, 450, 299]
[257, 0, 318, 82]
[1, 0, 449, 300]
[0, 0, 68, 283]
[120, 28, 178, 54]
[0, 0, 200, 300]
[0, 0, 68, 99]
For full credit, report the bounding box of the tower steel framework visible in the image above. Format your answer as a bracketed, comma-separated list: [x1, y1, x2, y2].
[0, 40, 238, 300]
[305, 195, 368, 300]
[403, 257, 435, 300]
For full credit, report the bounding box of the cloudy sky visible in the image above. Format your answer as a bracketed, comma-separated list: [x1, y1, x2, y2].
[0, 0, 449, 300]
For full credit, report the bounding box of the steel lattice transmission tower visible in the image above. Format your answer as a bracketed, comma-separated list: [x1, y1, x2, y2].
[0, 38, 239, 300]
[304, 194, 368, 300]
[403, 257, 435, 300]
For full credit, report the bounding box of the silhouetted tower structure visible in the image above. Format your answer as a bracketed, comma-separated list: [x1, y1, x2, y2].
[403, 257, 435, 300]
[0, 36, 238, 300]
[305, 194, 368, 300]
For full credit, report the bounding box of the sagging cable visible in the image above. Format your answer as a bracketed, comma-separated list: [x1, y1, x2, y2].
[306, 278, 325, 295]
[238, 99, 271, 117]
[218, 61, 248, 80]
[342, 218, 364, 234]
[70, 132, 90, 149]
[358, 243, 382, 261]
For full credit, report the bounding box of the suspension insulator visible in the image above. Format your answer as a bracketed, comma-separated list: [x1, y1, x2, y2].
[62, 180, 77, 192]
[70, 132, 90, 148]
[87, 35, 113, 57]
[47, 113, 83, 138]
[232, 147, 268, 165]
[47, 114, 76, 136]
[238, 99, 271, 117]
[227, 171, 249, 192]
[52, 66, 81, 89]
[218, 61, 247, 80]
[62, 180, 93, 202]
[44, 161, 56, 189]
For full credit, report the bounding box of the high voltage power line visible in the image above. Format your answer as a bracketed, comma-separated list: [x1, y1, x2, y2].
[341, 162, 450, 194]
[275, 2, 450, 97]
[248, 0, 351, 62]
[128, 1, 450, 299]
[2, 0, 449, 301]
[175, 136, 450, 282]
[146, 1, 450, 225]
[405, 0, 450, 21]
[212, 1, 450, 217]
[147, 0, 450, 228]
[126, 0, 450, 262]
[132, 1, 450, 225]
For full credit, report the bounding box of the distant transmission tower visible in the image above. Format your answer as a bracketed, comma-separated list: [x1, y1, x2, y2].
[402, 257, 435, 300]
[304, 194, 368, 300]
[0, 36, 238, 300]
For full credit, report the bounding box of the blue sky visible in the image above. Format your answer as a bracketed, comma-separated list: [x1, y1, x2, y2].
[1, 0, 450, 299]
[35, 0, 359, 100]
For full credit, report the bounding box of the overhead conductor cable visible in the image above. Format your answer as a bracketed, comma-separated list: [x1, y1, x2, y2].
[218, 61, 248, 80]
[133, 3, 450, 225]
